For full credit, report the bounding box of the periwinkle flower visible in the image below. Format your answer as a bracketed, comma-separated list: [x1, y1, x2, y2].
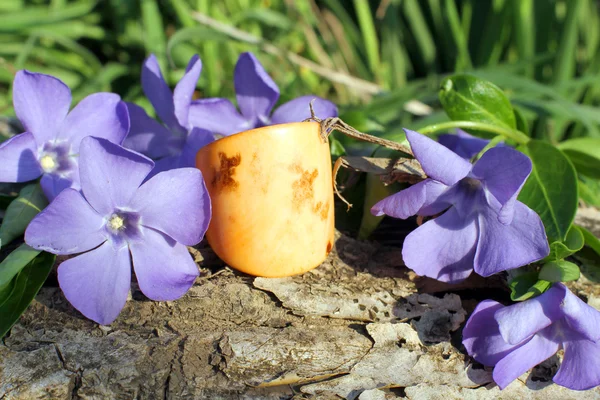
[463, 283, 600, 390]
[25, 136, 211, 325]
[186, 52, 338, 136]
[124, 54, 214, 175]
[371, 129, 549, 283]
[0, 71, 129, 201]
[438, 129, 492, 160]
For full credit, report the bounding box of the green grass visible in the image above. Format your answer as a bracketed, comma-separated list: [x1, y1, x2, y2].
[0, 0, 599, 145]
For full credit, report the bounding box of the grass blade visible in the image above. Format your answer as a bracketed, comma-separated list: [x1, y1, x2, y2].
[553, 0, 584, 84]
[353, 0, 381, 82]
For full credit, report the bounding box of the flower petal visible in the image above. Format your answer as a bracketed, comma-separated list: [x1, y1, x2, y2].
[371, 179, 448, 219]
[141, 54, 180, 131]
[494, 285, 564, 345]
[173, 55, 202, 128]
[234, 52, 279, 124]
[438, 129, 490, 159]
[554, 339, 600, 390]
[474, 201, 549, 277]
[13, 70, 71, 143]
[178, 127, 215, 168]
[40, 171, 78, 202]
[131, 168, 211, 246]
[492, 332, 559, 389]
[472, 146, 532, 224]
[559, 283, 600, 342]
[79, 137, 154, 215]
[402, 207, 478, 283]
[25, 188, 105, 254]
[187, 98, 250, 135]
[462, 300, 523, 366]
[59, 93, 129, 150]
[58, 241, 131, 325]
[418, 184, 458, 216]
[141, 128, 213, 179]
[270, 95, 338, 125]
[123, 102, 175, 159]
[404, 129, 472, 185]
[129, 228, 198, 301]
[0, 132, 42, 182]
[144, 155, 180, 180]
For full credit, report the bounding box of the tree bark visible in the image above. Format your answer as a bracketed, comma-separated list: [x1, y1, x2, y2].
[1, 210, 600, 399]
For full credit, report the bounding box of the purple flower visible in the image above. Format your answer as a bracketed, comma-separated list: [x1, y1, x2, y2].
[24, 136, 211, 325]
[371, 129, 549, 283]
[0, 71, 129, 201]
[124, 54, 215, 176]
[438, 129, 492, 159]
[463, 283, 600, 390]
[186, 52, 338, 136]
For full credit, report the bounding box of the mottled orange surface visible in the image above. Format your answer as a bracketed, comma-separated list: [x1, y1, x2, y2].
[196, 122, 334, 277]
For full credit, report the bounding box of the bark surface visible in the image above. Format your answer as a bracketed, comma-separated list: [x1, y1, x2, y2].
[1, 210, 600, 399]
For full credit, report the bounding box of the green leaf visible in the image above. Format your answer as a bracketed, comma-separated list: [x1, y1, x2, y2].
[329, 137, 346, 158]
[359, 175, 401, 240]
[514, 107, 529, 135]
[574, 246, 600, 283]
[509, 272, 552, 301]
[558, 138, 600, 179]
[545, 225, 584, 261]
[578, 178, 600, 208]
[574, 226, 600, 283]
[578, 225, 600, 255]
[0, 252, 55, 338]
[358, 147, 403, 239]
[0, 183, 47, 248]
[439, 74, 516, 130]
[518, 140, 578, 243]
[0, 244, 40, 289]
[539, 260, 580, 283]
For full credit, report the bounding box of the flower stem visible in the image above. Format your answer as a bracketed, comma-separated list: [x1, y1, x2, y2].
[418, 121, 530, 144]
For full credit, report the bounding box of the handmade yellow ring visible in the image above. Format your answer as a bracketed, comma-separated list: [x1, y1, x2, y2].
[196, 122, 334, 277]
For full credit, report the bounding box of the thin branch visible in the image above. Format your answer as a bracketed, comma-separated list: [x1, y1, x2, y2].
[305, 101, 414, 155]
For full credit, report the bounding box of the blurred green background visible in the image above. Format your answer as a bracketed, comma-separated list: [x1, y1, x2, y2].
[1, 0, 600, 147]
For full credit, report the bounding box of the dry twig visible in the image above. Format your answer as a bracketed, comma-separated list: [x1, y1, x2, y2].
[304, 103, 425, 209]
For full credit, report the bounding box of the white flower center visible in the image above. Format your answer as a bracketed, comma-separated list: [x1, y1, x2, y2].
[39, 154, 57, 173]
[108, 214, 125, 231]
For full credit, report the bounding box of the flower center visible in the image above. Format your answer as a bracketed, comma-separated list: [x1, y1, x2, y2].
[462, 177, 482, 192]
[39, 142, 75, 175]
[105, 211, 141, 244]
[450, 176, 487, 218]
[108, 214, 125, 231]
[39, 154, 57, 173]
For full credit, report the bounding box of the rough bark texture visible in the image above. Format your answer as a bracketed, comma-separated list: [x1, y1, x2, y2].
[1, 209, 600, 399]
